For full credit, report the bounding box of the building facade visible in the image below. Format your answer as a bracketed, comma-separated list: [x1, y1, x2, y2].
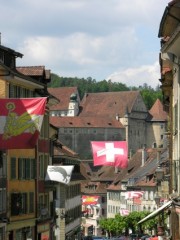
[0, 44, 53, 239]
[158, 0, 180, 239]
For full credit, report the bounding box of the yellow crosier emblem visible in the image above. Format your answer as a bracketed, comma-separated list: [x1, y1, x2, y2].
[3, 102, 40, 140]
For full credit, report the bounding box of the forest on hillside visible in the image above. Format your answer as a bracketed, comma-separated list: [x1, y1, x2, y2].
[48, 74, 163, 110]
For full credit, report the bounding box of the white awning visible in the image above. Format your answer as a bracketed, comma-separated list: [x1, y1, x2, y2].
[138, 200, 172, 224]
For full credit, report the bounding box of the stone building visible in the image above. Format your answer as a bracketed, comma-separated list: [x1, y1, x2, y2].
[50, 116, 125, 159]
[48, 88, 167, 159]
[146, 98, 168, 149]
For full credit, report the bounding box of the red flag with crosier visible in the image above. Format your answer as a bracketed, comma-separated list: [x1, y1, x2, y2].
[0, 98, 47, 149]
[91, 141, 128, 168]
[82, 195, 99, 205]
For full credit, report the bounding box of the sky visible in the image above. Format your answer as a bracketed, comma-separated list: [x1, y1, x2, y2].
[1, 0, 170, 89]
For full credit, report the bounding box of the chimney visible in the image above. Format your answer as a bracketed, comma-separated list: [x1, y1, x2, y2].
[141, 144, 147, 166]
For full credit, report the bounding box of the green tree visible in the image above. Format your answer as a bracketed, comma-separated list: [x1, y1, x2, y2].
[99, 211, 159, 237]
[48, 74, 163, 109]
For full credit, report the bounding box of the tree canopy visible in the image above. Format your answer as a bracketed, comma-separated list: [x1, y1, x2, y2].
[48, 74, 163, 109]
[99, 211, 159, 237]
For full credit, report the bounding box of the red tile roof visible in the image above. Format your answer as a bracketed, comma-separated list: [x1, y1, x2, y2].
[17, 66, 45, 76]
[17, 66, 51, 82]
[148, 99, 167, 121]
[106, 148, 168, 190]
[50, 116, 124, 128]
[81, 181, 108, 194]
[79, 91, 141, 117]
[48, 87, 79, 110]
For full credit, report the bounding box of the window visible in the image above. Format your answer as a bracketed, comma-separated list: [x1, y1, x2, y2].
[40, 113, 49, 138]
[18, 158, 25, 179]
[11, 157, 16, 179]
[0, 227, 5, 240]
[101, 196, 105, 203]
[0, 190, 2, 212]
[39, 155, 48, 179]
[173, 103, 178, 135]
[0, 153, 6, 177]
[39, 155, 44, 179]
[30, 158, 36, 179]
[11, 193, 27, 216]
[15, 229, 23, 240]
[44, 194, 49, 212]
[21, 193, 27, 214]
[9, 84, 34, 98]
[18, 158, 36, 180]
[29, 192, 34, 213]
[102, 208, 105, 215]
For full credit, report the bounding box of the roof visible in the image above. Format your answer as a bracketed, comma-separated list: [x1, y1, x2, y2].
[17, 66, 51, 82]
[17, 66, 45, 76]
[0, 62, 45, 89]
[50, 116, 125, 128]
[107, 148, 169, 190]
[158, 1, 180, 38]
[0, 44, 23, 58]
[48, 87, 79, 110]
[132, 148, 168, 186]
[147, 99, 167, 121]
[79, 91, 145, 118]
[81, 181, 108, 194]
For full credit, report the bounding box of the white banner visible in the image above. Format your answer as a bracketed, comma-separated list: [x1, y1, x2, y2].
[45, 165, 74, 184]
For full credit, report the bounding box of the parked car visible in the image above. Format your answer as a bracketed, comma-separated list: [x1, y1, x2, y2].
[141, 234, 151, 240]
[129, 233, 143, 240]
[83, 236, 106, 240]
[83, 236, 93, 240]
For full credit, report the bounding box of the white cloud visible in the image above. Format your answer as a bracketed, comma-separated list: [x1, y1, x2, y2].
[2, 0, 170, 87]
[106, 62, 161, 89]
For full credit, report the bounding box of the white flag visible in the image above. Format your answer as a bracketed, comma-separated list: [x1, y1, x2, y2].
[125, 191, 144, 199]
[45, 165, 74, 184]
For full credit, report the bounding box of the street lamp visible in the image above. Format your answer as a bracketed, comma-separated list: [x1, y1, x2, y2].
[155, 166, 164, 182]
[154, 195, 161, 206]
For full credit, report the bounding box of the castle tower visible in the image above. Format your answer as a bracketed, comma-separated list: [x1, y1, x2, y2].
[67, 93, 79, 116]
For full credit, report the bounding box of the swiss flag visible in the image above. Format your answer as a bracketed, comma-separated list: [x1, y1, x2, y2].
[0, 97, 47, 149]
[91, 141, 128, 168]
[120, 209, 130, 216]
